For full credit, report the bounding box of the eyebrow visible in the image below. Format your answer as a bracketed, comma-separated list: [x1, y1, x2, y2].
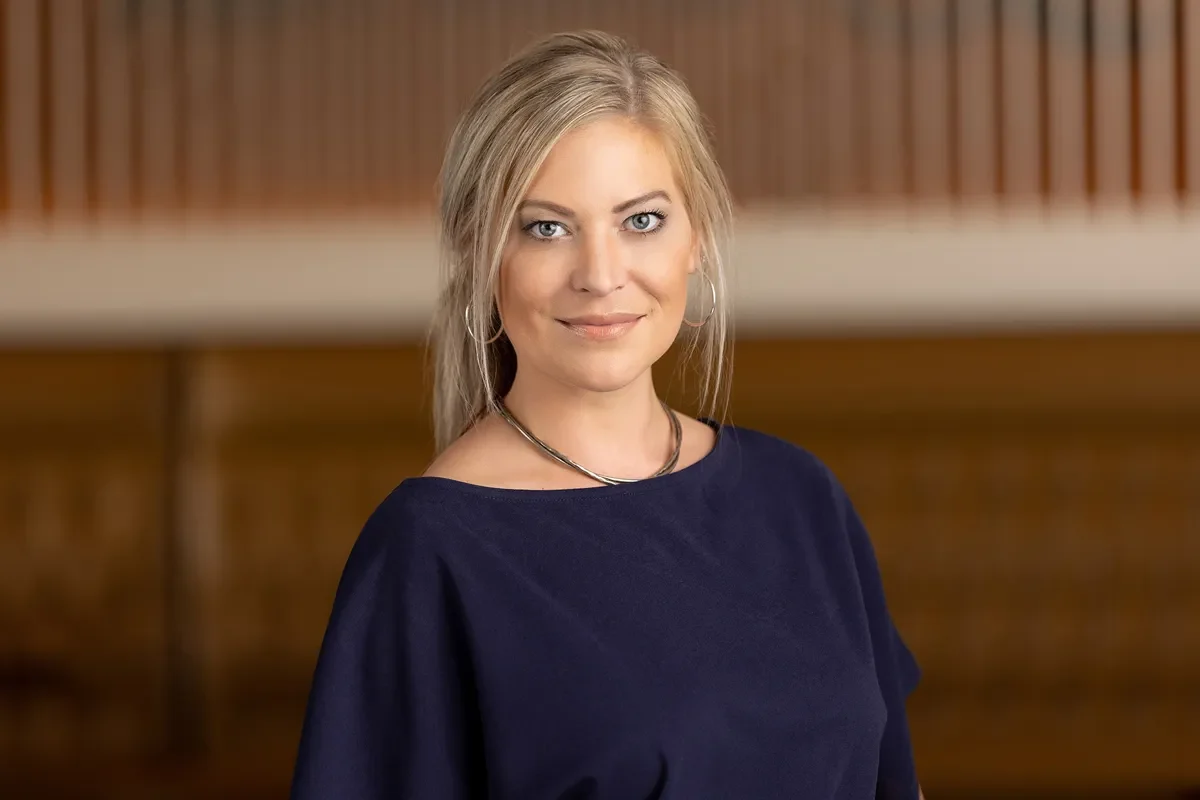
[519, 190, 673, 219]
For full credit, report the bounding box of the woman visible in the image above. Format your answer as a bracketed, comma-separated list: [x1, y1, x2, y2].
[291, 30, 923, 799]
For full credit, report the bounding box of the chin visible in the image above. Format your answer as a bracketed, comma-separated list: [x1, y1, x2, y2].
[555, 352, 654, 395]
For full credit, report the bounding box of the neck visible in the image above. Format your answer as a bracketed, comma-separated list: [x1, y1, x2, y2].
[500, 369, 674, 480]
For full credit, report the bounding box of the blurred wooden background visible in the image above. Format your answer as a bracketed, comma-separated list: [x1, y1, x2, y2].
[4, 0, 1200, 218]
[2, 337, 1199, 798]
[2, 335, 1200, 796]
[3, 1, 1200, 797]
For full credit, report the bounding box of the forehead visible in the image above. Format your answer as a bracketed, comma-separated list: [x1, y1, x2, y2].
[525, 117, 678, 206]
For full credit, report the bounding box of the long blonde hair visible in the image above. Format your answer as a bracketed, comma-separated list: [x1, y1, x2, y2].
[431, 30, 734, 452]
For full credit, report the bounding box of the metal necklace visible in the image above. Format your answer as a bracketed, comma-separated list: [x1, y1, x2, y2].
[496, 398, 682, 486]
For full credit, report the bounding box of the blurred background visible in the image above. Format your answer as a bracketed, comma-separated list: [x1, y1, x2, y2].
[2, 0, 1199, 797]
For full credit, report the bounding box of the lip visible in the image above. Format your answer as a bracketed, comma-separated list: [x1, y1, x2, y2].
[556, 313, 645, 341]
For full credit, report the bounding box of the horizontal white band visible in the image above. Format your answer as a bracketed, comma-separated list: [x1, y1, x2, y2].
[2, 207, 1198, 342]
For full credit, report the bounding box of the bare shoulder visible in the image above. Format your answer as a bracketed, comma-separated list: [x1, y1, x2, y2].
[421, 417, 499, 481]
[421, 415, 538, 488]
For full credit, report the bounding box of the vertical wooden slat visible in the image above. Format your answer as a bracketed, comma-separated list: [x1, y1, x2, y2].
[94, 1, 131, 217]
[37, 0, 50, 216]
[709, 0, 735, 202]
[323, 0, 352, 209]
[139, 0, 177, 213]
[823, 0, 861, 202]
[726, 0, 760, 202]
[670, 0, 691, 74]
[1139, 0, 1176, 202]
[955, 0, 997, 201]
[5, 0, 43, 217]
[1093, 0, 1133, 200]
[184, 0, 219, 214]
[707, 5, 731, 194]
[446, 0, 467, 200]
[366, 0, 388, 204]
[48, 0, 86, 215]
[659, 0, 692, 173]
[0, 0, 7, 216]
[1000, 0, 1041, 199]
[389, 0, 410, 208]
[866, 0, 905, 200]
[775, 0, 809, 200]
[777, 0, 796, 203]
[276, 0, 309, 209]
[1048, 0, 1088, 201]
[346, 0, 369, 207]
[366, 0, 393, 207]
[1186, 0, 1200, 199]
[740, 0, 775, 201]
[911, 0, 951, 199]
[258, 3, 282, 211]
[301, 0, 326, 209]
[634, 1, 664, 81]
[408, 2, 434, 210]
[230, 3, 266, 210]
[81, 0, 98, 214]
[348, 0, 374, 208]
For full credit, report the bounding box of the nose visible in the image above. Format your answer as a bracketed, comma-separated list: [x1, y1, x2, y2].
[571, 228, 626, 296]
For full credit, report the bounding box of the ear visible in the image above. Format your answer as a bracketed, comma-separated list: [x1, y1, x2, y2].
[688, 234, 702, 274]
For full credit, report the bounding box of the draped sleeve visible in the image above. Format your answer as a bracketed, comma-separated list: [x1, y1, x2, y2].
[829, 471, 923, 800]
[290, 494, 484, 799]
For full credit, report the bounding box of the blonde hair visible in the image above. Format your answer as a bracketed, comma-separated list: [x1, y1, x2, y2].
[430, 30, 734, 452]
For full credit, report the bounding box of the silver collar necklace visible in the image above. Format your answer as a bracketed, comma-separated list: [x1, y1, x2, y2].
[495, 399, 682, 486]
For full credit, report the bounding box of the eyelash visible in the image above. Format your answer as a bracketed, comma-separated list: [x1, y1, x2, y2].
[522, 209, 670, 241]
[632, 209, 669, 236]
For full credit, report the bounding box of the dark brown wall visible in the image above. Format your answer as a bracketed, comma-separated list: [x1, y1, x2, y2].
[2, 334, 1199, 797]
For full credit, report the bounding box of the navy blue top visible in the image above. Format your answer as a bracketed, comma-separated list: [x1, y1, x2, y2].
[290, 424, 921, 799]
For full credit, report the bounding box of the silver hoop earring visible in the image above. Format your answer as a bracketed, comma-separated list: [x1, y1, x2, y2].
[464, 303, 505, 344]
[682, 271, 717, 328]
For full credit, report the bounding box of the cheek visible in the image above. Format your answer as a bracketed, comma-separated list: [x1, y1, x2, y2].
[640, 218, 698, 305]
[645, 247, 694, 313]
[498, 251, 558, 332]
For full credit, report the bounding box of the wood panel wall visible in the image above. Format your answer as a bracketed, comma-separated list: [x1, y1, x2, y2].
[4, 0, 1200, 222]
[1, 335, 1199, 797]
[0, 353, 168, 771]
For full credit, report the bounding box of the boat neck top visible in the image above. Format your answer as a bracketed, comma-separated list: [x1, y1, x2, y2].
[291, 422, 922, 799]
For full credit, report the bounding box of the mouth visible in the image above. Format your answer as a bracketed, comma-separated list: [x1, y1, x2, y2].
[556, 313, 646, 341]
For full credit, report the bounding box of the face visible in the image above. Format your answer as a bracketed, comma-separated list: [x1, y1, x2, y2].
[497, 116, 698, 396]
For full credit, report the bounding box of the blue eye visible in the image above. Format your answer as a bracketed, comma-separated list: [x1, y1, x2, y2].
[525, 220, 567, 240]
[624, 210, 667, 234]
